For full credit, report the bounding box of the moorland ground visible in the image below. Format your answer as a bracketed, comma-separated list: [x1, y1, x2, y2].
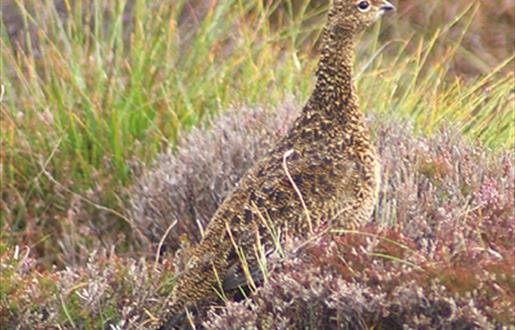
[1, 0, 513, 328]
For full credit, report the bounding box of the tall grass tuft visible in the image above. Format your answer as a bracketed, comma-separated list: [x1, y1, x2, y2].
[1, 0, 317, 263]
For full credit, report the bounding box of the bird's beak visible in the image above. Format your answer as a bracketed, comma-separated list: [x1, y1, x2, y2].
[380, 0, 396, 12]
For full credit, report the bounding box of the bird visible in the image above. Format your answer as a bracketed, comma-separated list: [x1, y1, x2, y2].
[153, 0, 394, 328]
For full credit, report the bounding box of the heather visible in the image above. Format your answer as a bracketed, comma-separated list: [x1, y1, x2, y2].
[1, 0, 514, 328]
[130, 101, 299, 250]
[2, 106, 513, 328]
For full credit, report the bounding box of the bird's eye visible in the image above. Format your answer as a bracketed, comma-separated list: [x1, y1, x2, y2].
[357, 1, 370, 11]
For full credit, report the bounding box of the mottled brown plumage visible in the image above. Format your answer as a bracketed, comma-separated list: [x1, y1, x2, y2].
[154, 0, 394, 328]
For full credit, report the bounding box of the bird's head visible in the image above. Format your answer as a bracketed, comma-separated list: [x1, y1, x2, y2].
[328, 0, 395, 34]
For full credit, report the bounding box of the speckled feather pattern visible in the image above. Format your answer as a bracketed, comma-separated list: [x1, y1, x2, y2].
[153, 0, 393, 328]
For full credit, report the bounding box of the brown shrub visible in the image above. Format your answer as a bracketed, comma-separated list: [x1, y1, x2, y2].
[129, 101, 299, 251]
[128, 102, 512, 328]
[3, 101, 513, 328]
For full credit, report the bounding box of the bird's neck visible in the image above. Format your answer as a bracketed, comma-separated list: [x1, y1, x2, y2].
[304, 27, 360, 122]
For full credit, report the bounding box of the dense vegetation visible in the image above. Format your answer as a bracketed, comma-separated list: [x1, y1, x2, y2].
[1, 0, 513, 328]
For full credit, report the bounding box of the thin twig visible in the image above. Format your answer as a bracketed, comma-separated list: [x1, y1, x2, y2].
[224, 221, 257, 292]
[154, 220, 178, 272]
[251, 201, 284, 258]
[282, 149, 313, 234]
[59, 294, 77, 329]
[185, 308, 197, 330]
[0, 84, 5, 103]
